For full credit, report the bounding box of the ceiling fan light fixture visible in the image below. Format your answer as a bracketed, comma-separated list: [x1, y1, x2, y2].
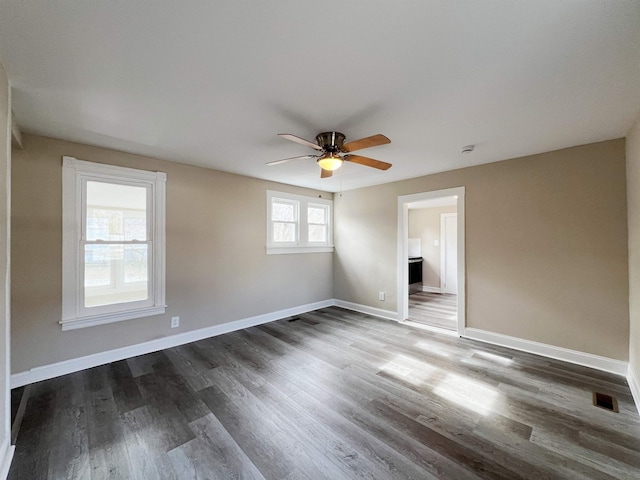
[317, 153, 343, 171]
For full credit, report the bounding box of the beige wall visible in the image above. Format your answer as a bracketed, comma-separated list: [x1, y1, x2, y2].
[7, 133, 635, 373]
[11, 134, 333, 373]
[409, 206, 457, 289]
[627, 114, 640, 381]
[0, 59, 10, 464]
[334, 140, 629, 360]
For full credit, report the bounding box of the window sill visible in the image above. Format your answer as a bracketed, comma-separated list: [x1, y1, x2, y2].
[266, 245, 334, 255]
[60, 305, 167, 331]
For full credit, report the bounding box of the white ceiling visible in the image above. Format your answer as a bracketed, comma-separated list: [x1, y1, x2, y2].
[1, 1, 639, 192]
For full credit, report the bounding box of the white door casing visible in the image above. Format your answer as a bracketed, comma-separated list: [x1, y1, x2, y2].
[441, 213, 458, 294]
[397, 187, 465, 335]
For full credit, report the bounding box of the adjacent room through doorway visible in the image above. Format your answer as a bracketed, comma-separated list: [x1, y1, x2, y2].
[407, 199, 457, 330]
[398, 187, 465, 334]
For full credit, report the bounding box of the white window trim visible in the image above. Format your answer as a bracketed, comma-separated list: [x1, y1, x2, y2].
[61, 156, 167, 330]
[266, 190, 333, 255]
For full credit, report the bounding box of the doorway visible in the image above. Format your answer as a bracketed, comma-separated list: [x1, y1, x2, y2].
[397, 187, 465, 335]
[407, 204, 457, 330]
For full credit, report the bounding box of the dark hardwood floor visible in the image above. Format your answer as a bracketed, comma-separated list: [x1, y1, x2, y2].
[409, 292, 457, 330]
[9, 306, 640, 479]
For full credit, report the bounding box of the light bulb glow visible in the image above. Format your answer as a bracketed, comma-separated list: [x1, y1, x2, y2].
[317, 153, 343, 171]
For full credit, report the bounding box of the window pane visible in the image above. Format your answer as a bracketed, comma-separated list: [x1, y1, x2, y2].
[86, 181, 147, 241]
[273, 222, 296, 242]
[84, 244, 149, 307]
[124, 244, 148, 283]
[308, 225, 327, 243]
[272, 201, 295, 222]
[84, 244, 111, 286]
[308, 206, 326, 224]
[124, 217, 147, 241]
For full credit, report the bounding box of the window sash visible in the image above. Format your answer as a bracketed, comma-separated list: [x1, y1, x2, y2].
[82, 178, 152, 242]
[79, 240, 154, 314]
[270, 198, 299, 244]
[307, 203, 330, 245]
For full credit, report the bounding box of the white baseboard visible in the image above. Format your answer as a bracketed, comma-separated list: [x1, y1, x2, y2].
[10, 299, 334, 388]
[329, 303, 630, 378]
[628, 363, 640, 415]
[422, 286, 441, 293]
[463, 328, 628, 376]
[11, 298, 634, 397]
[0, 438, 14, 480]
[332, 299, 398, 321]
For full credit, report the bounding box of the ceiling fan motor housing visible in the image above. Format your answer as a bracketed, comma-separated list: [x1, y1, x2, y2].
[316, 132, 345, 153]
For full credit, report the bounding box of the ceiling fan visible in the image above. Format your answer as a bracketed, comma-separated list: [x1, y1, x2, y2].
[267, 131, 392, 178]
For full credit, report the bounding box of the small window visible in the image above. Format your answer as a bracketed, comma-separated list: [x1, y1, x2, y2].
[61, 156, 167, 330]
[267, 191, 333, 254]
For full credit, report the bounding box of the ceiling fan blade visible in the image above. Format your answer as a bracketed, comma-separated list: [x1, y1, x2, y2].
[266, 155, 317, 166]
[344, 154, 392, 170]
[341, 134, 390, 153]
[320, 168, 333, 178]
[278, 133, 323, 151]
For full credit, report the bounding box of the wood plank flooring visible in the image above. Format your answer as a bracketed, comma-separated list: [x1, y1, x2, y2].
[409, 292, 457, 330]
[9, 306, 640, 479]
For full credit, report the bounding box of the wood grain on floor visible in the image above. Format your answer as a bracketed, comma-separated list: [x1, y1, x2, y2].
[409, 292, 457, 330]
[9, 306, 640, 479]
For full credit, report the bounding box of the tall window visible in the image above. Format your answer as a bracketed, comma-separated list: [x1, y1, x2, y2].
[61, 157, 166, 330]
[266, 190, 333, 254]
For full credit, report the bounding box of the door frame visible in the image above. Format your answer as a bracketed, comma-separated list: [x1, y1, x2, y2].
[397, 186, 466, 335]
[440, 213, 458, 294]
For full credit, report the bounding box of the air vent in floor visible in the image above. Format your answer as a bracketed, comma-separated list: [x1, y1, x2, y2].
[593, 392, 619, 413]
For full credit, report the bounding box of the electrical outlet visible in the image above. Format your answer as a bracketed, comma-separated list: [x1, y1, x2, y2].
[379, 292, 385, 301]
[171, 316, 180, 328]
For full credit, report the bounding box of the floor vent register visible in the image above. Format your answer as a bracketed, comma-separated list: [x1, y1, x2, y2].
[593, 392, 619, 413]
